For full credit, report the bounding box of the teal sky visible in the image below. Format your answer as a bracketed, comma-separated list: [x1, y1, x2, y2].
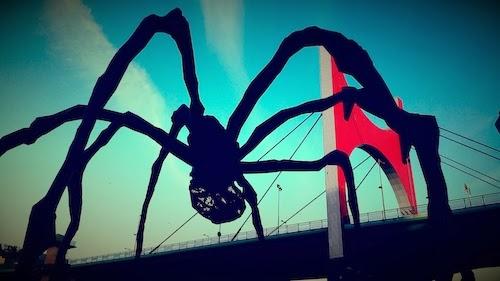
[0, 0, 499, 259]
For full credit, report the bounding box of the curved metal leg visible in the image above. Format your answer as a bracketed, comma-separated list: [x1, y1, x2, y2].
[237, 176, 265, 240]
[0, 106, 192, 164]
[227, 26, 391, 141]
[135, 148, 168, 259]
[15, 9, 202, 272]
[135, 105, 189, 258]
[241, 150, 359, 225]
[240, 91, 350, 158]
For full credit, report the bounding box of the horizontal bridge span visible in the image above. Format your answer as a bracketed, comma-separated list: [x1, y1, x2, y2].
[65, 201, 500, 281]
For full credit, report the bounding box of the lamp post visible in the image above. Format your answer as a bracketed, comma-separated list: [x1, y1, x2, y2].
[133, 233, 136, 253]
[377, 159, 386, 220]
[379, 185, 386, 220]
[277, 184, 282, 234]
[464, 183, 472, 207]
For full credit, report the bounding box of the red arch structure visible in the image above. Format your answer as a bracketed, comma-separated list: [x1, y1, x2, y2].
[331, 58, 418, 219]
[320, 49, 418, 257]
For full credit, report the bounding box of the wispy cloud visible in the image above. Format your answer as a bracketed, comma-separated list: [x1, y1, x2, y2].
[201, 0, 249, 93]
[43, 0, 168, 128]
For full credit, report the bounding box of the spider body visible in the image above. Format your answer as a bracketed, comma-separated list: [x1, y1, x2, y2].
[186, 115, 245, 223]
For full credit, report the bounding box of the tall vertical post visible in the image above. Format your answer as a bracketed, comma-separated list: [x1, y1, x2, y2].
[378, 159, 387, 219]
[320, 47, 344, 258]
[277, 184, 282, 234]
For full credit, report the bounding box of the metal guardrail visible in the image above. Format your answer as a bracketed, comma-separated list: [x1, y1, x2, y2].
[69, 192, 500, 265]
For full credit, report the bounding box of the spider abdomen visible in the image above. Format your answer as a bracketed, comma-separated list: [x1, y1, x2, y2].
[189, 182, 246, 224]
[187, 115, 245, 223]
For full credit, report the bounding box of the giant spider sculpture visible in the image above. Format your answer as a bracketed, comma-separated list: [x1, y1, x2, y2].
[1, 8, 451, 277]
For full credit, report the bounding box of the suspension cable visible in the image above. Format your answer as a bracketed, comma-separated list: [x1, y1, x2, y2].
[440, 135, 500, 161]
[440, 127, 500, 153]
[442, 160, 500, 190]
[257, 112, 314, 161]
[355, 160, 377, 191]
[257, 114, 323, 205]
[149, 212, 198, 254]
[268, 155, 379, 236]
[353, 155, 371, 170]
[267, 190, 326, 236]
[231, 114, 322, 241]
[440, 154, 499, 183]
[377, 159, 383, 187]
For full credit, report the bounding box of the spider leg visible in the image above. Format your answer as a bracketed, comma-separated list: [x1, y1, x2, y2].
[12, 109, 192, 271]
[16, 8, 201, 273]
[57, 105, 192, 262]
[227, 26, 391, 141]
[56, 167, 83, 267]
[135, 105, 189, 259]
[135, 148, 168, 258]
[1, 105, 192, 260]
[239, 91, 352, 158]
[342, 89, 451, 222]
[237, 176, 265, 240]
[241, 150, 359, 225]
[0, 105, 192, 164]
[231, 25, 449, 226]
[86, 8, 202, 113]
[28, 122, 119, 270]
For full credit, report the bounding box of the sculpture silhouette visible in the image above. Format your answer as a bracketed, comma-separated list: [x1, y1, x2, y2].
[0, 7, 452, 278]
[0, 9, 359, 277]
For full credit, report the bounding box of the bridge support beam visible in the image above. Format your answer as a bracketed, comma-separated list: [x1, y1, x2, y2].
[320, 47, 417, 259]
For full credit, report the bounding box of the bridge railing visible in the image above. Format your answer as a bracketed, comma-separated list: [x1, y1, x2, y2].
[69, 192, 500, 265]
[353, 192, 500, 224]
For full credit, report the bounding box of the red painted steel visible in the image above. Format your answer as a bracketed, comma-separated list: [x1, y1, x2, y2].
[328, 57, 417, 221]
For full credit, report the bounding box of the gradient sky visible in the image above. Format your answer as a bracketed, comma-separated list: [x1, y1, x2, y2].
[0, 0, 499, 259]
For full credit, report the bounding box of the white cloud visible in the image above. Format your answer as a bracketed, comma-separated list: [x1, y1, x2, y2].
[201, 0, 249, 92]
[43, 0, 168, 128]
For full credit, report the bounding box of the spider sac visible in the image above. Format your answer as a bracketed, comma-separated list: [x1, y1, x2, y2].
[185, 111, 247, 225]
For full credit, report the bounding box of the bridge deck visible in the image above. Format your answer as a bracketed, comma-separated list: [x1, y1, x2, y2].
[65, 204, 500, 280]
